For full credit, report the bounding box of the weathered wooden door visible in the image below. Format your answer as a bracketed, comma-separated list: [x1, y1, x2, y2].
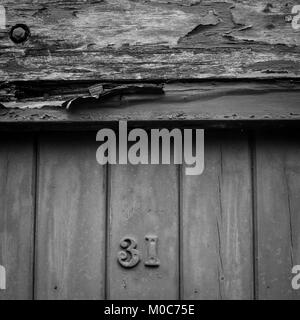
[1, 128, 300, 300]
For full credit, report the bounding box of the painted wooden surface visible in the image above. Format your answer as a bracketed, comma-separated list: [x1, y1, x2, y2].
[0, 81, 300, 126]
[108, 164, 179, 299]
[182, 132, 253, 300]
[0, 0, 299, 81]
[0, 130, 300, 299]
[256, 131, 300, 300]
[35, 133, 106, 300]
[0, 134, 35, 300]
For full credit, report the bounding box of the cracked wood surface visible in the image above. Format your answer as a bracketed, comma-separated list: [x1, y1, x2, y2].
[0, 0, 299, 81]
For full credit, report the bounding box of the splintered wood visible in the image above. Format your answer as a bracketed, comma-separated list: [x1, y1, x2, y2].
[0, 0, 299, 81]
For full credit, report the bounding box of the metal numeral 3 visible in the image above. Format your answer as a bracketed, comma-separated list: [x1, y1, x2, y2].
[118, 237, 140, 268]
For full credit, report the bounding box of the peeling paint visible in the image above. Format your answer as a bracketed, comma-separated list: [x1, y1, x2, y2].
[0, 0, 299, 81]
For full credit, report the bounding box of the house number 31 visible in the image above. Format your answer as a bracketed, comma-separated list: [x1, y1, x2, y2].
[118, 235, 160, 269]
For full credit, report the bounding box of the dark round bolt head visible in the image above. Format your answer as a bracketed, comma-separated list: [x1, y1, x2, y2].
[9, 24, 31, 44]
[13, 27, 26, 39]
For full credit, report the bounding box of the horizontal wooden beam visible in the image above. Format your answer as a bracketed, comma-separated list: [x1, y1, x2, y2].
[0, 0, 299, 81]
[0, 81, 299, 130]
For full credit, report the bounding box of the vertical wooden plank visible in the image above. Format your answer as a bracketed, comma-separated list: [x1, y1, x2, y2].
[0, 134, 35, 300]
[108, 164, 179, 300]
[36, 133, 106, 300]
[256, 131, 300, 300]
[182, 131, 253, 300]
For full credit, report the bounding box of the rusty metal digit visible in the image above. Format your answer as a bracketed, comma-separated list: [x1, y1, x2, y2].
[145, 235, 160, 267]
[118, 237, 140, 269]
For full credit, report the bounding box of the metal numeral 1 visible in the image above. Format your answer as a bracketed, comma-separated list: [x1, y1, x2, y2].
[144, 235, 160, 267]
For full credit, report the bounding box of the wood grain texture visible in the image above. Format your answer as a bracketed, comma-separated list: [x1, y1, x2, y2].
[35, 132, 106, 300]
[182, 131, 253, 300]
[108, 164, 179, 300]
[0, 0, 299, 81]
[1, 82, 300, 127]
[256, 131, 300, 300]
[0, 134, 35, 300]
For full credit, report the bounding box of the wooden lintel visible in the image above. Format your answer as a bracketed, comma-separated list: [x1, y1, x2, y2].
[0, 81, 299, 130]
